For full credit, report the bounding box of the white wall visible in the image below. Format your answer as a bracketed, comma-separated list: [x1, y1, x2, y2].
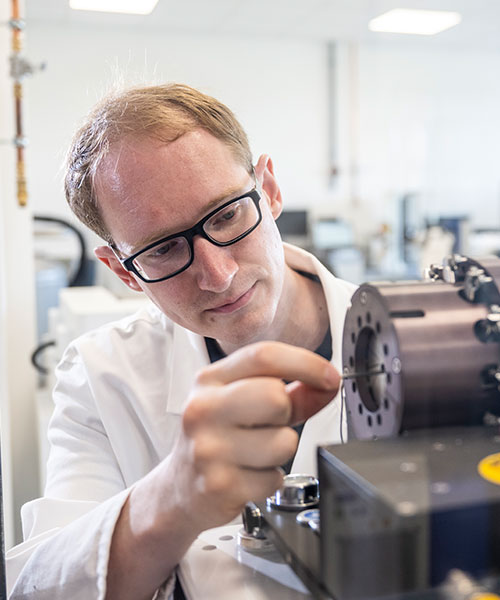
[24, 22, 330, 231]
[353, 42, 500, 237]
[24, 24, 500, 251]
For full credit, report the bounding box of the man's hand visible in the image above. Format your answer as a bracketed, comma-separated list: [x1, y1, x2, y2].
[106, 341, 339, 600]
[166, 340, 340, 533]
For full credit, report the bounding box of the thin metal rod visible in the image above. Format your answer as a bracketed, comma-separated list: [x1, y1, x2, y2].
[341, 368, 385, 380]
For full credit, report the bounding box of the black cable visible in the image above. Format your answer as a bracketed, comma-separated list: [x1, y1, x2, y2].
[33, 215, 87, 287]
[30, 340, 56, 375]
[31, 216, 89, 374]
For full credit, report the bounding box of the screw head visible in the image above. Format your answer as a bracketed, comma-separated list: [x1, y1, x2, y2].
[391, 357, 402, 374]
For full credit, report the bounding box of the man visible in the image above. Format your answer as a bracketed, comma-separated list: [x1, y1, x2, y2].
[7, 84, 356, 599]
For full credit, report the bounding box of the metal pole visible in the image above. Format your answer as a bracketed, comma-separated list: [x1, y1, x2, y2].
[11, 0, 28, 207]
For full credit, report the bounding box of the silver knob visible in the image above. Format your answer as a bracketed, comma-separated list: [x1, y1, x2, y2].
[238, 502, 274, 552]
[267, 474, 319, 511]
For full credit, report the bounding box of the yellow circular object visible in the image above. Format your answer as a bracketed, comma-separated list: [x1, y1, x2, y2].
[478, 453, 500, 485]
[470, 594, 500, 600]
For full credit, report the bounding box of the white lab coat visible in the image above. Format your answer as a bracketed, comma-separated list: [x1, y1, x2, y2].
[6, 244, 357, 599]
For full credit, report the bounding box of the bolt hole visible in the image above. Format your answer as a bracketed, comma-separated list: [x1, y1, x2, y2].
[383, 344, 389, 356]
[376, 322, 381, 334]
[367, 415, 373, 427]
[366, 312, 372, 324]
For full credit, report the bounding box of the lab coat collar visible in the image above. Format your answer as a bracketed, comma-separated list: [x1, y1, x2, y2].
[282, 243, 354, 473]
[283, 242, 346, 372]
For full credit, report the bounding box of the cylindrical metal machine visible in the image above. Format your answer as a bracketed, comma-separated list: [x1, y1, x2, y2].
[342, 255, 500, 439]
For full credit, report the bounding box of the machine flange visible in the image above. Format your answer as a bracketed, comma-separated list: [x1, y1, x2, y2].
[342, 255, 500, 439]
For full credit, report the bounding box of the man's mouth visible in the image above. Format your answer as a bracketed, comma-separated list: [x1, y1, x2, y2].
[207, 283, 257, 314]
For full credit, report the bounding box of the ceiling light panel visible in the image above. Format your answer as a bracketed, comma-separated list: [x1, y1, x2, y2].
[69, 0, 159, 15]
[369, 8, 462, 36]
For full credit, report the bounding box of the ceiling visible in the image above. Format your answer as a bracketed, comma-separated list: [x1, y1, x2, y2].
[24, 0, 500, 50]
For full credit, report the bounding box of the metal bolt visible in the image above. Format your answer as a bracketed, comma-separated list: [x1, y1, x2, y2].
[443, 265, 456, 284]
[391, 357, 401, 374]
[360, 291, 367, 305]
[426, 264, 444, 281]
[463, 267, 488, 302]
[267, 474, 319, 510]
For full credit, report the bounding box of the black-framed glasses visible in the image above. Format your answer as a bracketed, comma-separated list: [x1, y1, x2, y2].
[111, 182, 263, 283]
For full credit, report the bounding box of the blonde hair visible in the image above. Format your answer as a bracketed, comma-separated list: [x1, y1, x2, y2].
[64, 83, 253, 243]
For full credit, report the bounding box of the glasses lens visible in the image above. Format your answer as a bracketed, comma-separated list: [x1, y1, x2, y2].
[133, 236, 191, 281]
[204, 196, 259, 244]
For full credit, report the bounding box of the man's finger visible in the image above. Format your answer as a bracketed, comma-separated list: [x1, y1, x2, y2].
[185, 377, 291, 430]
[286, 380, 339, 425]
[198, 341, 339, 391]
[193, 425, 299, 469]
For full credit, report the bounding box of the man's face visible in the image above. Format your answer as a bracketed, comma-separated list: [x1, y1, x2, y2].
[95, 129, 286, 348]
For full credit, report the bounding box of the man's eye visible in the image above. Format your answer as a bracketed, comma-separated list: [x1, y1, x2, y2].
[213, 205, 240, 226]
[148, 240, 178, 258]
[220, 208, 236, 221]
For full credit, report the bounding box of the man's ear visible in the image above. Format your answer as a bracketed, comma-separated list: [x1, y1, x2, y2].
[94, 246, 143, 292]
[254, 154, 283, 220]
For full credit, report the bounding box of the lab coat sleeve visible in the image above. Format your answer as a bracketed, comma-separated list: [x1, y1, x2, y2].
[7, 492, 176, 599]
[6, 341, 176, 599]
[44, 342, 129, 501]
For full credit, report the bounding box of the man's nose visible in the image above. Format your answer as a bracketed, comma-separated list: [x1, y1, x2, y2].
[192, 237, 239, 292]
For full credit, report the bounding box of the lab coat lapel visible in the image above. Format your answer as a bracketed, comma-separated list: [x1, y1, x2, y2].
[283, 244, 354, 475]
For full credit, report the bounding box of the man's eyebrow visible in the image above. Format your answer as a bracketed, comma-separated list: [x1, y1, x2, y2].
[130, 181, 252, 253]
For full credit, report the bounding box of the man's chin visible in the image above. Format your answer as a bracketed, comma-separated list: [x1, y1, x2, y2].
[208, 318, 274, 353]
